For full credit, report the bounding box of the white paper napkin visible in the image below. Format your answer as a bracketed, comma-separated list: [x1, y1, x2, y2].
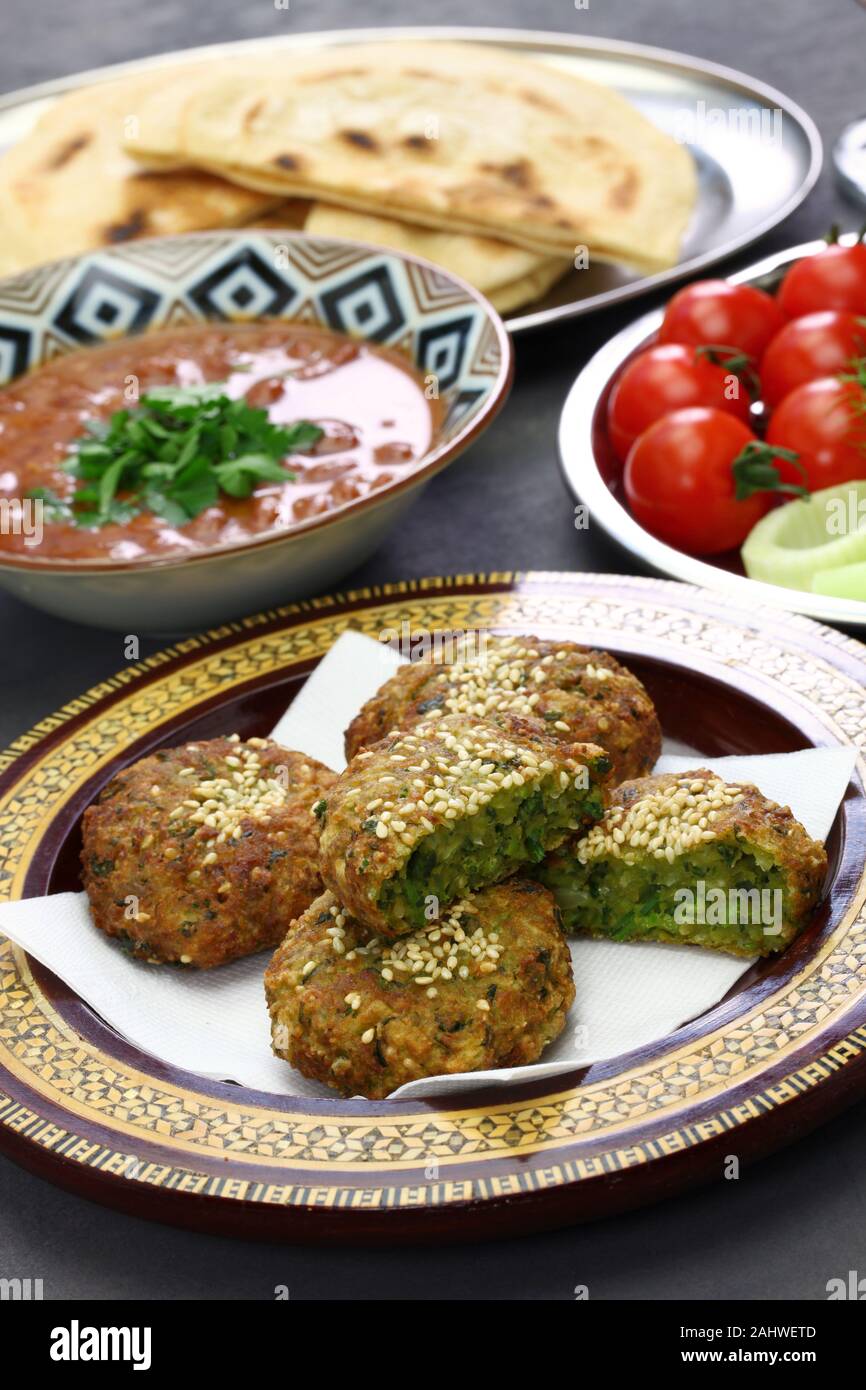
[0, 632, 855, 1101]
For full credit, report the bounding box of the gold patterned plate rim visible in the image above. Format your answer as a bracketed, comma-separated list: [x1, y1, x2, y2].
[0, 571, 864, 1244]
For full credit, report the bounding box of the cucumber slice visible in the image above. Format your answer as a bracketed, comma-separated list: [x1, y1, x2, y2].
[813, 560, 866, 599]
[741, 481, 866, 592]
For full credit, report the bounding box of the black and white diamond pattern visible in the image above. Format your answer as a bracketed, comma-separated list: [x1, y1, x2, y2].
[417, 316, 473, 391]
[188, 249, 297, 319]
[53, 266, 160, 344]
[320, 265, 405, 342]
[0, 326, 31, 379]
[0, 235, 505, 439]
[443, 388, 485, 433]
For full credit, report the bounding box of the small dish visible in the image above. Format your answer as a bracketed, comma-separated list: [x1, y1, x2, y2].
[558, 235, 866, 629]
[0, 231, 511, 632]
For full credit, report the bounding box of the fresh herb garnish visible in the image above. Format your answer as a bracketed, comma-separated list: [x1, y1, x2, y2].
[29, 382, 323, 528]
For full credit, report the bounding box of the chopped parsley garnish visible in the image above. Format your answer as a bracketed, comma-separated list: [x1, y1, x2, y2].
[28, 382, 323, 528]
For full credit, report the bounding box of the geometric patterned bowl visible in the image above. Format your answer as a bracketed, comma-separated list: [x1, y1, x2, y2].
[0, 232, 512, 632]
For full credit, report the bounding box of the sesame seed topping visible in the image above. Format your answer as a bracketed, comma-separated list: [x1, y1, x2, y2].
[378, 637, 623, 744]
[349, 701, 596, 864]
[575, 774, 737, 866]
[158, 742, 293, 867]
[300, 896, 504, 999]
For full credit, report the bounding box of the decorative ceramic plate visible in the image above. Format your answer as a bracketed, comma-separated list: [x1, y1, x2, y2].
[0, 572, 864, 1243]
[0, 26, 822, 334]
[559, 237, 866, 631]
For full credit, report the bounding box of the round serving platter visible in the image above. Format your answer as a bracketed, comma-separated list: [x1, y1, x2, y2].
[558, 235, 866, 631]
[0, 26, 822, 334]
[0, 572, 865, 1244]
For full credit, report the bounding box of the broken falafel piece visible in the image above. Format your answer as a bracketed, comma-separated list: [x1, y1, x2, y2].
[81, 734, 336, 968]
[265, 879, 575, 1098]
[538, 767, 827, 958]
[318, 711, 611, 937]
[344, 633, 661, 784]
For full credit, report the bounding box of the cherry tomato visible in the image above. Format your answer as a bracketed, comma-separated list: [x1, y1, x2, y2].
[606, 342, 752, 460]
[760, 311, 866, 407]
[623, 408, 774, 556]
[778, 241, 866, 317]
[659, 279, 786, 361]
[766, 376, 866, 491]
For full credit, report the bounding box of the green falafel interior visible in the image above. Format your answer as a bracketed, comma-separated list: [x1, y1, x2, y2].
[539, 768, 828, 958]
[319, 711, 612, 935]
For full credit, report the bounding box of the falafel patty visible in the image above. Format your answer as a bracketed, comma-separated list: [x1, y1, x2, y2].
[265, 879, 575, 1098]
[539, 768, 827, 958]
[344, 633, 661, 784]
[81, 735, 336, 968]
[318, 711, 611, 937]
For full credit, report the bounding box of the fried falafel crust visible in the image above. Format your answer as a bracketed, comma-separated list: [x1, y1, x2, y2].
[81, 735, 336, 968]
[320, 711, 611, 937]
[344, 633, 661, 784]
[540, 767, 828, 957]
[265, 880, 575, 1098]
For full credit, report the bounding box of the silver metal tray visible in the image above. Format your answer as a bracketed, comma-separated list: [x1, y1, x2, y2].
[0, 26, 822, 334]
[558, 235, 866, 630]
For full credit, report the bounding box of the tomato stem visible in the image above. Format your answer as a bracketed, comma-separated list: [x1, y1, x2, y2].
[694, 344, 760, 401]
[731, 443, 809, 501]
[840, 355, 866, 390]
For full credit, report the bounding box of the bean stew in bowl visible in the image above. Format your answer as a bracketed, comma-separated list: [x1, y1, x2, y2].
[0, 231, 511, 630]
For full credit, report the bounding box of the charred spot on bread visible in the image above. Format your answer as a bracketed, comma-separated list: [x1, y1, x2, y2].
[46, 133, 91, 171]
[103, 210, 149, 243]
[340, 129, 379, 152]
[480, 159, 534, 189]
[243, 99, 266, 129]
[610, 169, 639, 211]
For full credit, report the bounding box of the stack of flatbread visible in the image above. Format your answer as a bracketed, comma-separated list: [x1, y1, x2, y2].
[0, 42, 696, 312]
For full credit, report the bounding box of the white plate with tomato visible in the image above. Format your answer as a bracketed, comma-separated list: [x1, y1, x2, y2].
[559, 232, 866, 628]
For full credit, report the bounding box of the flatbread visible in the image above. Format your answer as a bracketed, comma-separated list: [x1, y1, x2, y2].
[302, 204, 569, 312]
[0, 74, 283, 274]
[242, 200, 311, 232]
[124, 42, 696, 271]
[246, 201, 569, 312]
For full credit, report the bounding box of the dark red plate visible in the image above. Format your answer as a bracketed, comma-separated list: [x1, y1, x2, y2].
[0, 572, 864, 1244]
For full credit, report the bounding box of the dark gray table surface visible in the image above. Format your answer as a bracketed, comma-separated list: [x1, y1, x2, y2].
[1, 0, 865, 1301]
